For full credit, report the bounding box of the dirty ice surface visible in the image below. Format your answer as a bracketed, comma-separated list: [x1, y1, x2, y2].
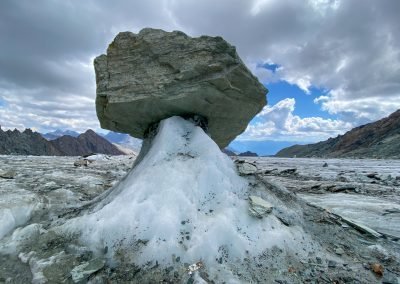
[301, 193, 400, 238]
[246, 157, 400, 239]
[1, 130, 400, 282]
[0, 155, 135, 241]
[61, 117, 316, 278]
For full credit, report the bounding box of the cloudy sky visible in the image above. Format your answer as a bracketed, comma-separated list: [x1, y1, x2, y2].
[1, 0, 399, 154]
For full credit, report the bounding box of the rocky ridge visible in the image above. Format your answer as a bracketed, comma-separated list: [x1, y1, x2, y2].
[0, 127, 62, 156]
[0, 127, 123, 156]
[51, 130, 123, 156]
[276, 109, 400, 159]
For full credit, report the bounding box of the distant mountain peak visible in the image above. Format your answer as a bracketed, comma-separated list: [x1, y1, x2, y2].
[42, 129, 80, 140]
[276, 109, 400, 159]
[0, 127, 124, 156]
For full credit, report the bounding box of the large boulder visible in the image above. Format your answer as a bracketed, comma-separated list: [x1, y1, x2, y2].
[95, 28, 267, 148]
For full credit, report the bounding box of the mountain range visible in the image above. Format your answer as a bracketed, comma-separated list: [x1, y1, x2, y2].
[276, 109, 400, 159]
[0, 127, 123, 156]
[2, 109, 399, 158]
[42, 129, 80, 140]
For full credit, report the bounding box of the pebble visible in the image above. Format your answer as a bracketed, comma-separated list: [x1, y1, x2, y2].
[327, 260, 337, 268]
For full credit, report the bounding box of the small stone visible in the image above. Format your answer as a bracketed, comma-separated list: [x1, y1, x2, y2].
[0, 170, 16, 179]
[327, 260, 337, 268]
[279, 168, 297, 175]
[334, 247, 345, 255]
[74, 159, 90, 167]
[322, 162, 328, 167]
[371, 263, 384, 276]
[248, 195, 273, 218]
[70, 258, 105, 283]
[236, 162, 258, 175]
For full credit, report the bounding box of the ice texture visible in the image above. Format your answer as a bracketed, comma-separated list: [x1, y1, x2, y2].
[0, 188, 38, 239]
[62, 117, 312, 275]
[300, 193, 400, 238]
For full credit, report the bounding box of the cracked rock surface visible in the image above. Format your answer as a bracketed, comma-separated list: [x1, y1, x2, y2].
[95, 28, 267, 148]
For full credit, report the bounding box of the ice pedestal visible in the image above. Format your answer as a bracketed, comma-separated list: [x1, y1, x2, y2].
[62, 116, 314, 279]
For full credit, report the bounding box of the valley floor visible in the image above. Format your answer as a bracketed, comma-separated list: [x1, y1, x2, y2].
[0, 155, 399, 283]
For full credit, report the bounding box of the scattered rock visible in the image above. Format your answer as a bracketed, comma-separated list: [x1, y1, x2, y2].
[330, 184, 357, 193]
[248, 195, 273, 218]
[0, 170, 16, 179]
[328, 260, 337, 268]
[70, 258, 105, 283]
[236, 161, 258, 175]
[94, 28, 267, 148]
[370, 263, 384, 276]
[73, 159, 91, 167]
[334, 247, 345, 255]
[339, 216, 382, 238]
[279, 168, 297, 175]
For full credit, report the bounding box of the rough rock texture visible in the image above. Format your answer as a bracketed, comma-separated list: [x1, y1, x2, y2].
[276, 109, 400, 158]
[94, 28, 267, 148]
[248, 195, 273, 218]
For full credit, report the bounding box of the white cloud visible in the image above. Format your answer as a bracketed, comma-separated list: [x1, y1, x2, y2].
[239, 98, 353, 142]
[0, 0, 399, 136]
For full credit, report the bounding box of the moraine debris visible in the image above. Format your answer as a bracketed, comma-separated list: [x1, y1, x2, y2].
[248, 195, 273, 218]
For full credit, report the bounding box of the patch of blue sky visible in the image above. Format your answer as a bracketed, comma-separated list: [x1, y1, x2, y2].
[257, 62, 280, 73]
[265, 81, 335, 119]
[0, 98, 6, 107]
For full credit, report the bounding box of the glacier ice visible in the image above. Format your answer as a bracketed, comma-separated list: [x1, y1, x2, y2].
[61, 116, 315, 278]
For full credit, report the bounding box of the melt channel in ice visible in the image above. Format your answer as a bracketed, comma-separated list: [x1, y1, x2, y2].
[61, 116, 311, 276]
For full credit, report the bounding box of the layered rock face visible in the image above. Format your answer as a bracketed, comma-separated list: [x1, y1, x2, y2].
[95, 28, 267, 148]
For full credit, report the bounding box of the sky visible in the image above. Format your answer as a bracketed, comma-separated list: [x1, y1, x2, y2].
[0, 0, 399, 155]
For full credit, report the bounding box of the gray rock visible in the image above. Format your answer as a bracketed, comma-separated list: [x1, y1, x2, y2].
[94, 28, 267, 148]
[74, 159, 90, 167]
[236, 161, 258, 175]
[339, 215, 382, 238]
[0, 170, 16, 179]
[334, 247, 345, 255]
[70, 258, 105, 283]
[248, 195, 273, 218]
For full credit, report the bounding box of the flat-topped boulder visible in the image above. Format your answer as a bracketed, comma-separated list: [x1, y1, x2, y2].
[95, 28, 267, 148]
